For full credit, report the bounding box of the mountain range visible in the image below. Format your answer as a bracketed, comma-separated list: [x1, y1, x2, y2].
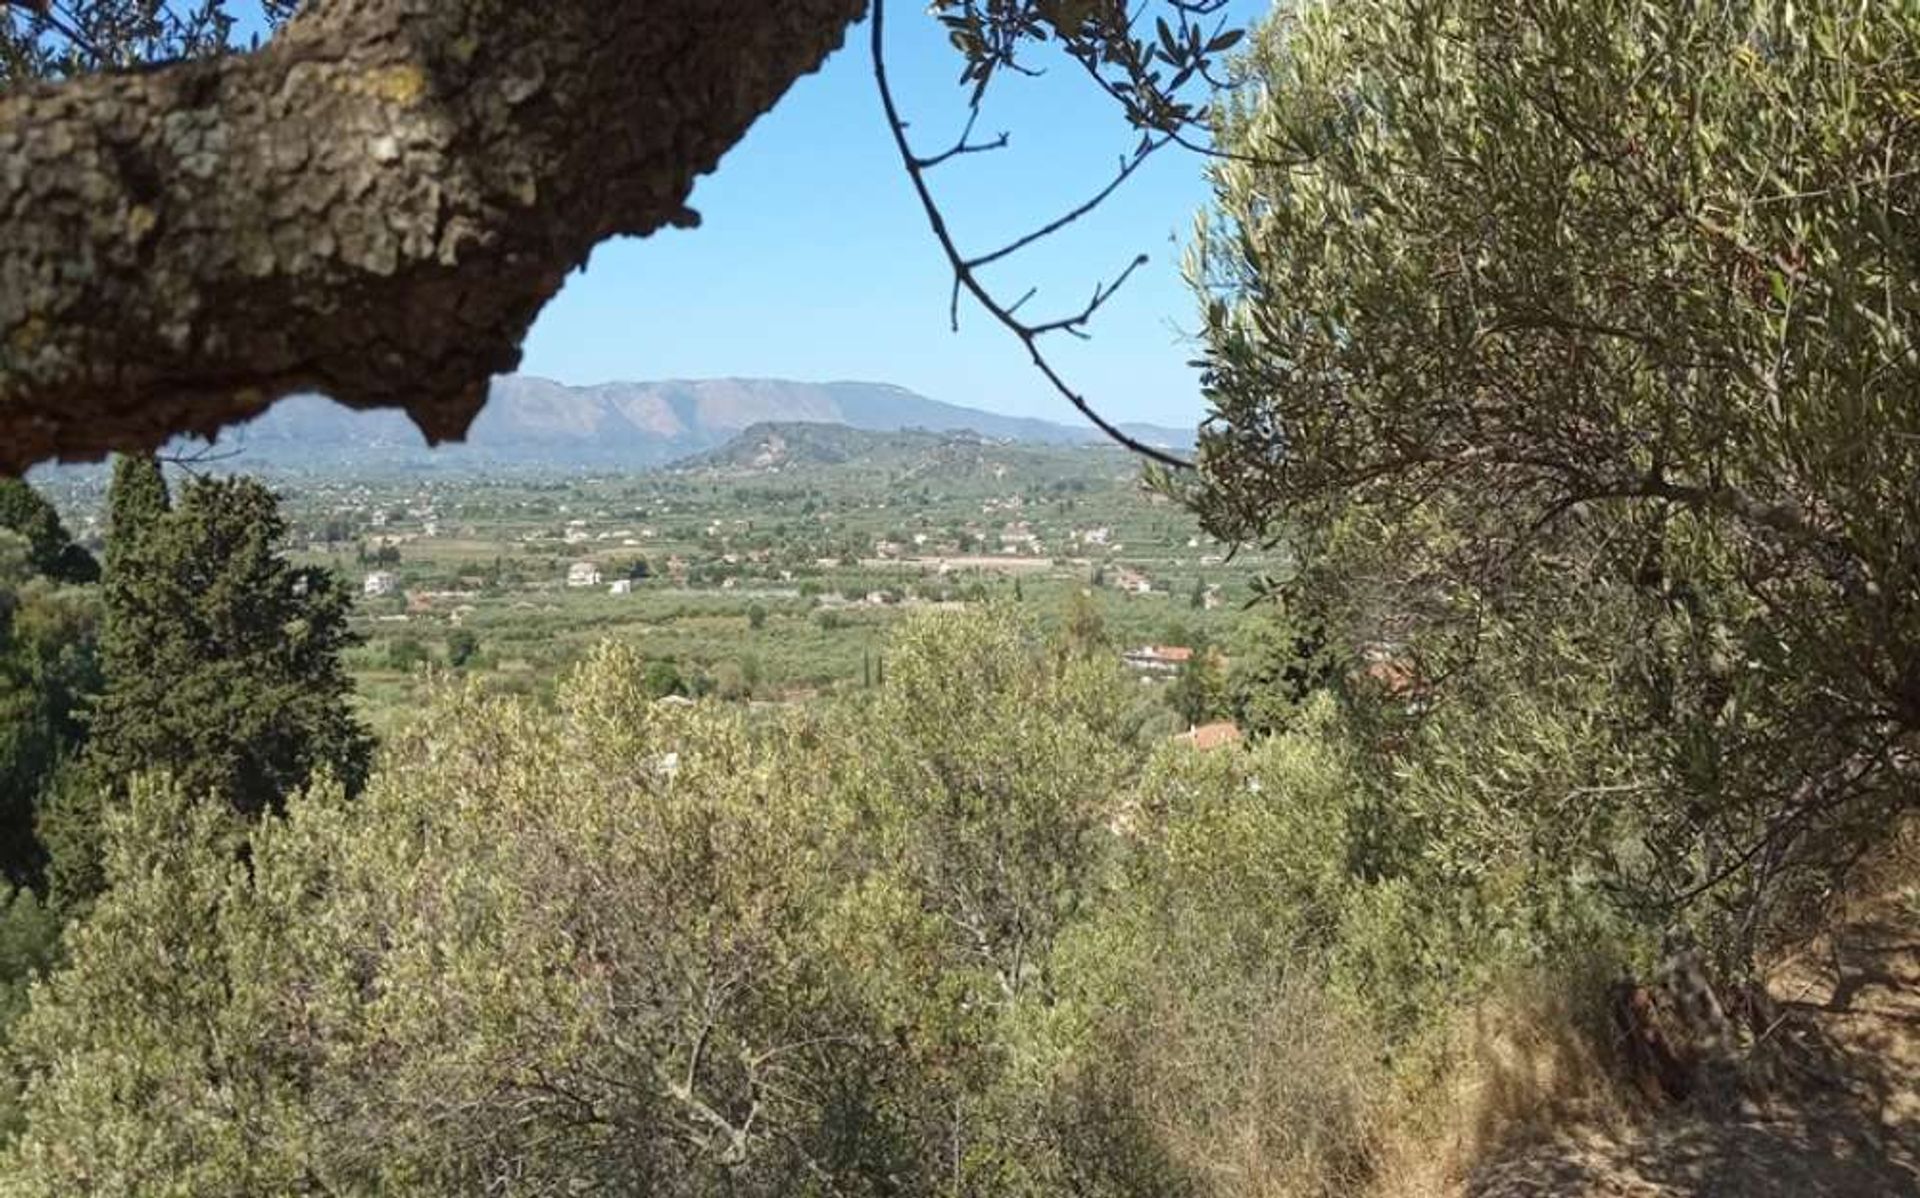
[199, 376, 1194, 470]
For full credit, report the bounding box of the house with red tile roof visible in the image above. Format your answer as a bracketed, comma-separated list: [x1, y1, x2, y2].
[1123, 644, 1194, 673]
[1175, 721, 1243, 751]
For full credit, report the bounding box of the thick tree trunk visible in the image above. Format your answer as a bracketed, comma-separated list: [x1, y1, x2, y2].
[0, 0, 865, 473]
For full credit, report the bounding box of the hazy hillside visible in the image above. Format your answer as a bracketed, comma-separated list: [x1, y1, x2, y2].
[671, 422, 953, 471]
[196, 377, 1193, 470]
[670, 421, 1122, 483]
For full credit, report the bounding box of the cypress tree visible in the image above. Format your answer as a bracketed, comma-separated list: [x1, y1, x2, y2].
[104, 455, 168, 572]
[1169, 651, 1228, 727]
[1060, 590, 1108, 659]
[96, 456, 169, 721]
[53, 473, 371, 902]
[93, 475, 371, 813]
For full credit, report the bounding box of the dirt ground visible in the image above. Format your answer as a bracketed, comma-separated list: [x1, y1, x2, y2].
[1468, 893, 1920, 1198]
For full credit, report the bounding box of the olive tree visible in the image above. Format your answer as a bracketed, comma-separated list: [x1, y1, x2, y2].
[1189, 0, 1920, 957]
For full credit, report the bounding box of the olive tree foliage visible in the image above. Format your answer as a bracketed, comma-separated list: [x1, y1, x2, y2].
[0, 0, 291, 83]
[858, 608, 1128, 1001]
[1187, 0, 1920, 958]
[3, 666, 868, 1195]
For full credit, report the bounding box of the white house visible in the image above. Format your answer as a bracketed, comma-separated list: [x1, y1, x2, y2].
[1113, 567, 1154, 595]
[362, 571, 399, 598]
[566, 561, 602, 588]
[609, 578, 634, 596]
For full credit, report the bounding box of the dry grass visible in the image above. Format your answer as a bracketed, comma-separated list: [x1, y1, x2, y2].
[1150, 989, 1383, 1198]
[1091, 959, 1650, 1197]
[1073, 955, 1649, 1198]
[1069, 826, 1920, 1198]
[1377, 833, 1920, 1198]
[1367, 957, 1643, 1198]
[1072, 972, 1387, 1198]
[1853, 814, 1920, 917]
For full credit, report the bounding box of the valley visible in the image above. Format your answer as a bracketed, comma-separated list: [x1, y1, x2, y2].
[33, 413, 1271, 738]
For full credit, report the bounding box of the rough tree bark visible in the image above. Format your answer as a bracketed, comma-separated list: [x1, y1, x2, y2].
[0, 0, 865, 473]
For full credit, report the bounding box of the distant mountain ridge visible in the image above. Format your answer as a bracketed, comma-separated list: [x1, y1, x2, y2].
[202, 376, 1193, 469]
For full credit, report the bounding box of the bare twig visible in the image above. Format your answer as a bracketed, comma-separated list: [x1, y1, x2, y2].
[913, 107, 1011, 168]
[872, 0, 1194, 469]
[1666, 747, 1891, 910]
[964, 142, 1166, 272]
[157, 441, 243, 480]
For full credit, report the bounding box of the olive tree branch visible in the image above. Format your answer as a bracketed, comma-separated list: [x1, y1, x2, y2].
[1663, 745, 1896, 911]
[872, 0, 1193, 470]
[912, 106, 1010, 168]
[5, 0, 103, 63]
[963, 138, 1164, 272]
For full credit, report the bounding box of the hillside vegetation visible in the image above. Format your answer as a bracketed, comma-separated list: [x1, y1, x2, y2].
[0, 613, 1677, 1193]
[672, 423, 1018, 475]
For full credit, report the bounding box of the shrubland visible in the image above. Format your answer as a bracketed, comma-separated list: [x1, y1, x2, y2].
[0, 607, 1666, 1195]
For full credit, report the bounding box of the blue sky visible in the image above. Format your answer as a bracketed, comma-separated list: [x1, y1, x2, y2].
[512, 7, 1261, 430]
